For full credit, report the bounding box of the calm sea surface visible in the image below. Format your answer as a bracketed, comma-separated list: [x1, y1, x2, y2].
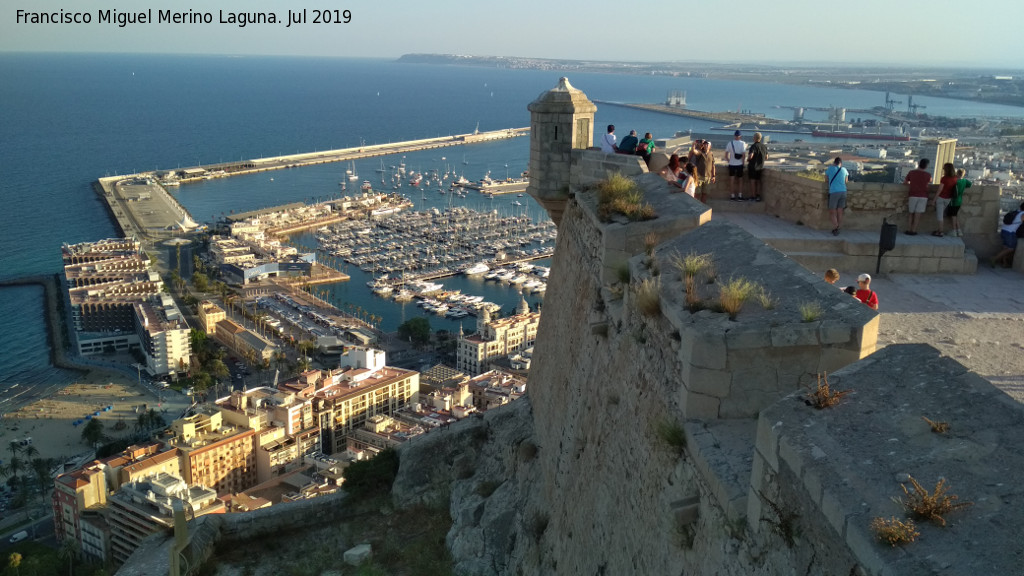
[2, 53, 1022, 395]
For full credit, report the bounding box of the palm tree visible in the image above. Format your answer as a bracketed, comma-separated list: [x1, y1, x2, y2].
[58, 538, 80, 576]
[81, 419, 104, 446]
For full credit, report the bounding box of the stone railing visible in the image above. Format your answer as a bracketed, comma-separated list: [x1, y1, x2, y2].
[702, 168, 1004, 258]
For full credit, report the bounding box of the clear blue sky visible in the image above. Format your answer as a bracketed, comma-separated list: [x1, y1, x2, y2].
[3, 0, 1022, 69]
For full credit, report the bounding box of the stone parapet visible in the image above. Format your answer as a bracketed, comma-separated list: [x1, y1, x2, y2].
[751, 344, 1024, 576]
[641, 220, 878, 420]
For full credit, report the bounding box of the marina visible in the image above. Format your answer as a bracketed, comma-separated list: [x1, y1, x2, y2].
[310, 205, 555, 318]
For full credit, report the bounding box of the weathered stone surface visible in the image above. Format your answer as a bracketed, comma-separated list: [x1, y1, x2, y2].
[343, 544, 372, 566]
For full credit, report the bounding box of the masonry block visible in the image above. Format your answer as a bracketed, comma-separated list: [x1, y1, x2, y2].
[724, 325, 771, 349]
[679, 327, 727, 370]
[755, 417, 780, 470]
[802, 466, 823, 506]
[687, 366, 732, 398]
[857, 316, 880, 356]
[817, 347, 860, 375]
[344, 543, 373, 566]
[770, 323, 821, 348]
[917, 257, 940, 274]
[819, 323, 853, 345]
[777, 435, 803, 478]
[819, 488, 849, 538]
[937, 257, 965, 274]
[899, 243, 934, 258]
[682, 389, 720, 420]
[844, 521, 887, 576]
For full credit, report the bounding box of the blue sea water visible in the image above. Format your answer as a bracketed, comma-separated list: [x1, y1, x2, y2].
[2, 52, 1023, 395]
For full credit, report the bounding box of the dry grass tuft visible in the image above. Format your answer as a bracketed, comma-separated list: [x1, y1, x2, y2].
[805, 372, 851, 409]
[799, 301, 823, 322]
[718, 277, 757, 319]
[897, 476, 973, 526]
[635, 277, 662, 317]
[643, 232, 659, 256]
[922, 416, 949, 434]
[755, 287, 776, 310]
[870, 516, 920, 547]
[597, 173, 657, 222]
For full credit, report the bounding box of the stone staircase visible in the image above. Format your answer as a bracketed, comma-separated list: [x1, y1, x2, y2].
[712, 211, 978, 275]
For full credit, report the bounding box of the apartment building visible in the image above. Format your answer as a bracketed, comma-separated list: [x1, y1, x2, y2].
[290, 348, 419, 455]
[133, 296, 191, 377]
[166, 408, 257, 495]
[197, 300, 226, 335]
[107, 473, 222, 566]
[457, 298, 540, 375]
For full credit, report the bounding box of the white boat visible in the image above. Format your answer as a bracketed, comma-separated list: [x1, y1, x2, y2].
[463, 262, 489, 275]
[512, 201, 523, 207]
[347, 161, 359, 181]
[509, 274, 529, 285]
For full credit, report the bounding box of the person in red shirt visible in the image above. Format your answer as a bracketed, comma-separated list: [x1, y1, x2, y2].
[934, 163, 958, 237]
[902, 158, 932, 236]
[854, 273, 879, 310]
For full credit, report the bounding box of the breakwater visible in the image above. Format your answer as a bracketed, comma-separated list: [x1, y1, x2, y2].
[144, 127, 529, 185]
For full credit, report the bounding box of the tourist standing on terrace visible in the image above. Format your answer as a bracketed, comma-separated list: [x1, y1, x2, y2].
[825, 157, 849, 236]
[746, 132, 768, 202]
[690, 140, 716, 204]
[933, 163, 958, 237]
[854, 274, 879, 310]
[902, 158, 932, 235]
[726, 130, 747, 201]
[949, 168, 971, 237]
[601, 124, 618, 154]
[618, 130, 639, 155]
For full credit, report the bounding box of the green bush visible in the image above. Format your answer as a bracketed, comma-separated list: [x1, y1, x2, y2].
[342, 448, 400, 498]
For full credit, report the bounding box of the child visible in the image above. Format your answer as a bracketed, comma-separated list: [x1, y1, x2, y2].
[949, 168, 971, 237]
[824, 269, 840, 284]
[854, 274, 879, 310]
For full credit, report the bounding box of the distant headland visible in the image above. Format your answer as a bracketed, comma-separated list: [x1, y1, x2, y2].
[397, 53, 1024, 109]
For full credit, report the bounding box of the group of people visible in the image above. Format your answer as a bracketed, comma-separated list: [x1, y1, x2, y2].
[824, 269, 878, 310]
[827, 157, 973, 239]
[901, 158, 972, 237]
[723, 130, 769, 203]
[604, 126, 771, 205]
[657, 140, 719, 201]
[601, 124, 656, 166]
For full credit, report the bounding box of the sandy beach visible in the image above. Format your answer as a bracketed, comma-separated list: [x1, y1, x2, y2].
[0, 368, 190, 463]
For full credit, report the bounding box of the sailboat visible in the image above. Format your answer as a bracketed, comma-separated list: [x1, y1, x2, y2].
[347, 161, 359, 181]
[375, 158, 386, 173]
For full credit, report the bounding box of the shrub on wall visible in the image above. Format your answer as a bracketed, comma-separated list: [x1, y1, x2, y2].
[342, 447, 400, 498]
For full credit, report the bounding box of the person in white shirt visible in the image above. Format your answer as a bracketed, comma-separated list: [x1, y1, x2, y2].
[726, 130, 747, 201]
[600, 124, 617, 154]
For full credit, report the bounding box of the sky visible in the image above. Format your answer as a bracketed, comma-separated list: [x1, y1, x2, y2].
[2, 0, 1023, 69]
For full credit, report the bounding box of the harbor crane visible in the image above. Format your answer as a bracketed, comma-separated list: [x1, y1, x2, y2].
[907, 95, 927, 115]
[884, 91, 902, 111]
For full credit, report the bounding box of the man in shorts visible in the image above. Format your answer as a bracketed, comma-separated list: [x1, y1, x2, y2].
[902, 158, 932, 235]
[725, 130, 746, 201]
[825, 157, 849, 236]
[746, 132, 768, 202]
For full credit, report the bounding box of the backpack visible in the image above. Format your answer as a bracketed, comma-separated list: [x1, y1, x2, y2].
[1004, 210, 1020, 225]
[749, 144, 765, 168]
[635, 141, 649, 155]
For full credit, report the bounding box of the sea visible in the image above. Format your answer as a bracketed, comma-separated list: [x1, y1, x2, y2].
[3, 52, 1023, 404]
